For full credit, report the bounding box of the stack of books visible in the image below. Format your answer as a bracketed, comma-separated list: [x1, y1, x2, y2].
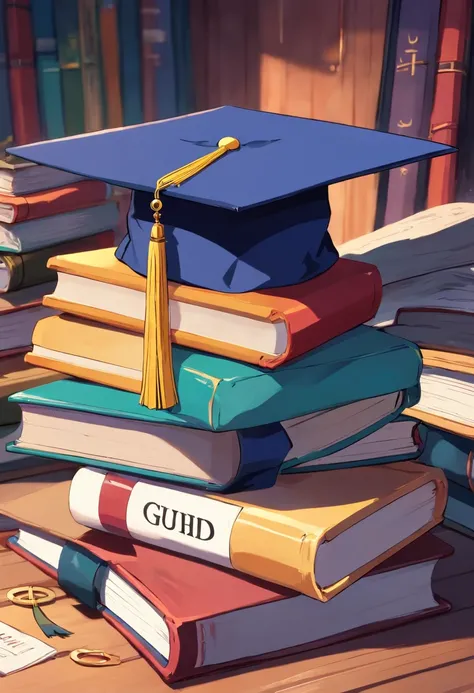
[0, 155, 118, 477]
[341, 201, 474, 537]
[0, 241, 452, 683]
[0, 107, 454, 684]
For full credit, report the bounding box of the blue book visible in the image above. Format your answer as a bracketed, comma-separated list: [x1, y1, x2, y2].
[0, 0, 13, 153]
[7, 327, 421, 492]
[31, 0, 65, 140]
[443, 482, 474, 536]
[117, 0, 142, 125]
[418, 424, 474, 490]
[155, 0, 178, 119]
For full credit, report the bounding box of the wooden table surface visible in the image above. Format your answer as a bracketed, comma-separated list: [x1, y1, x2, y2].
[0, 526, 473, 693]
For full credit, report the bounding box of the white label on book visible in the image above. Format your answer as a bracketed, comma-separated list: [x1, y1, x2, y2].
[0, 622, 57, 675]
[126, 483, 243, 568]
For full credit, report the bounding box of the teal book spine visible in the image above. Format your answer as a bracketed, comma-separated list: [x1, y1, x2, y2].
[418, 424, 474, 490]
[8, 326, 422, 432]
[31, 0, 65, 139]
[171, 0, 194, 115]
[155, 0, 177, 119]
[118, 0, 142, 125]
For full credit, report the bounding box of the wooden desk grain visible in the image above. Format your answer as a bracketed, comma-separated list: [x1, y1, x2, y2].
[1, 527, 473, 693]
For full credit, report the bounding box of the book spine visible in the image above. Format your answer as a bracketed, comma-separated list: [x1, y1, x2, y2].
[418, 424, 474, 491]
[383, 0, 441, 226]
[117, 0, 143, 125]
[78, 0, 105, 132]
[3, 228, 114, 292]
[171, 0, 194, 115]
[30, 0, 65, 140]
[426, 0, 472, 207]
[154, 0, 177, 119]
[99, 0, 123, 128]
[0, 0, 14, 154]
[5, 0, 42, 145]
[54, 0, 85, 135]
[140, 0, 159, 121]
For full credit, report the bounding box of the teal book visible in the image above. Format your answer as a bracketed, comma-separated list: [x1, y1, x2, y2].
[155, 0, 178, 119]
[117, 0, 142, 125]
[171, 0, 194, 115]
[31, 0, 65, 139]
[418, 424, 474, 489]
[9, 326, 421, 432]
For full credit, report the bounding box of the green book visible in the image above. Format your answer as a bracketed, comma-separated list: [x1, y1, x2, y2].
[54, 0, 85, 135]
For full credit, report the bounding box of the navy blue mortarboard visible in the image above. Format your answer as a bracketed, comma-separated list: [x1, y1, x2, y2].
[8, 105, 454, 410]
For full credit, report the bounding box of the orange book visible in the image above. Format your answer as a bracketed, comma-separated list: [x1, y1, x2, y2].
[0, 180, 109, 224]
[99, 1, 123, 128]
[44, 247, 382, 368]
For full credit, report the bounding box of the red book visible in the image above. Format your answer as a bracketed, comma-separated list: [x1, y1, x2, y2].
[5, 0, 41, 144]
[2, 474, 452, 684]
[0, 181, 109, 224]
[426, 0, 472, 207]
[99, 1, 123, 129]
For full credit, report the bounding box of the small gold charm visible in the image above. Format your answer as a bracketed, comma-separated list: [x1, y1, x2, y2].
[70, 649, 122, 667]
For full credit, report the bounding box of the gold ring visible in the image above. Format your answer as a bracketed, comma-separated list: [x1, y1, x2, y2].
[70, 649, 122, 667]
[7, 586, 56, 607]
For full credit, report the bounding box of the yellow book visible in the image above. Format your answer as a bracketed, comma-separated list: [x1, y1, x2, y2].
[0, 462, 447, 601]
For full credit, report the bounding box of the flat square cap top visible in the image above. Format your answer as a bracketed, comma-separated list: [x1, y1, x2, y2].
[7, 106, 454, 211]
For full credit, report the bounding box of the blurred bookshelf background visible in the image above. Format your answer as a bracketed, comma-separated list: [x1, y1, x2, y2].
[1, 0, 474, 246]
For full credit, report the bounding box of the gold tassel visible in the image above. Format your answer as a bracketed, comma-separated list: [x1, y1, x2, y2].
[140, 136, 240, 410]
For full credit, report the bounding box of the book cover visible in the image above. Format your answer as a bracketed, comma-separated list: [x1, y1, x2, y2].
[54, 0, 85, 136]
[45, 248, 382, 368]
[383, 0, 441, 225]
[140, 0, 160, 122]
[31, 0, 65, 140]
[78, 0, 105, 132]
[3, 479, 450, 684]
[0, 0, 14, 155]
[20, 322, 422, 431]
[0, 228, 114, 293]
[5, 0, 42, 144]
[99, 0, 123, 128]
[118, 0, 143, 125]
[426, 0, 472, 207]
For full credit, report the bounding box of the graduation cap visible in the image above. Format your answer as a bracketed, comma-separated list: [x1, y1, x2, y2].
[8, 105, 454, 411]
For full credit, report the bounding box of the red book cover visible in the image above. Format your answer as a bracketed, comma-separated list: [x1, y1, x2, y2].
[140, 0, 159, 122]
[0, 181, 110, 224]
[426, 0, 472, 207]
[7, 508, 451, 685]
[5, 0, 41, 144]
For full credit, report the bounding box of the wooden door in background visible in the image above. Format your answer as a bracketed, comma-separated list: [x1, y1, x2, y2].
[190, 0, 389, 245]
